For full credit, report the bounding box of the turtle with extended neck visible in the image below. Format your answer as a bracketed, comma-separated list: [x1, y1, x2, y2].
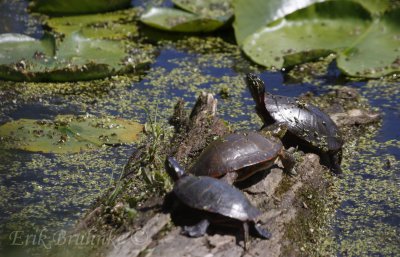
[245, 73, 343, 175]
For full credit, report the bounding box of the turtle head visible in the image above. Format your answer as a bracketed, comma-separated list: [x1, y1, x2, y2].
[245, 73, 266, 105]
[165, 157, 185, 181]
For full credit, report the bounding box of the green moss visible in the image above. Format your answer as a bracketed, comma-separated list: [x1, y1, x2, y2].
[283, 174, 340, 256]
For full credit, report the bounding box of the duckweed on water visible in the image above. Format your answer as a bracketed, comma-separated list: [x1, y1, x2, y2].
[335, 127, 400, 256]
[332, 78, 400, 256]
[1, 12, 399, 256]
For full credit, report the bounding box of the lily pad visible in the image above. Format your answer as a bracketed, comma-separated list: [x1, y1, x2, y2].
[30, 0, 131, 15]
[46, 9, 138, 40]
[0, 32, 145, 82]
[173, 0, 233, 19]
[336, 8, 400, 77]
[0, 115, 143, 153]
[0, 33, 55, 64]
[233, 0, 391, 45]
[350, 0, 391, 14]
[242, 1, 400, 77]
[233, 0, 322, 45]
[140, 7, 226, 32]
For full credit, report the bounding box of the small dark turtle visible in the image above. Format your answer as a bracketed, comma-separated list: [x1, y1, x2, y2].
[189, 131, 296, 184]
[166, 157, 271, 248]
[246, 73, 343, 175]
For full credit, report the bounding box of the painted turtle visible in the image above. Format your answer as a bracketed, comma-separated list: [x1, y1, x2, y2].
[245, 73, 343, 175]
[166, 157, 271, 248]
[189, 131, 296, 184]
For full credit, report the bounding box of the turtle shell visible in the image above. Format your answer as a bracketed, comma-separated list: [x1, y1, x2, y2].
[264, 94, 342, 152]
[174, 175, 261, 221]
[189, 131, 283, 181]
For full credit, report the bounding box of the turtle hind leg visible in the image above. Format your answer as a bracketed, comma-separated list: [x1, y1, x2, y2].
[243, 222, 249, 250]
[251, 223, 272, 239]
[182, 219, 210, 237]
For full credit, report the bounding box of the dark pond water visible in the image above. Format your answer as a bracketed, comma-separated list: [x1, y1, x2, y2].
[0, 1, 399, 256]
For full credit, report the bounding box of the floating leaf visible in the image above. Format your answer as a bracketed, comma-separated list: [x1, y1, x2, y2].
[350, 0, 391, 14]
[140, 7, 225, 32]
[0, 115, 143, 153]
[173, 0, 233, 19]
[336, 8, 400, 77]
[233, 0, 322, 45]
[242, 1, 400, 77]
[30, 0, 131, 15]
[233, 0, 391, 45]
[46, 9, 138, 40]
[0, 32, 147, 82]
[0, 33, 55, 65]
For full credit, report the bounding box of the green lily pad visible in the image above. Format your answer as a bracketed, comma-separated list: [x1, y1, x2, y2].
[46, 9, 138, 40]
[350, 0, 391, 14]
[140, 7, 225, 32]
[233, 0, 391, 45]
[0, 33, 55, 64]
[336, 8, 400, 77]
[173, 0, 233, 18]
[233, 0, 321, 45]
[0, 115, 143, 154]
[242, 1, 400, 77]
[0, 32, 146, 82]
[30, 0, 131, 15]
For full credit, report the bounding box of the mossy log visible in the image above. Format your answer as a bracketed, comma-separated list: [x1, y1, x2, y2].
[76, 90, 380, 257]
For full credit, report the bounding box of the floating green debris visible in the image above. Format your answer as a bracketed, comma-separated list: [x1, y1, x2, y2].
[140, 7, 226, 32]
[241, 1, 400, 77]
[30, 0, 131, 15]
[0, 32, 147, 82]
[0, 115, 143, 153]
[46, 9, 138, 39]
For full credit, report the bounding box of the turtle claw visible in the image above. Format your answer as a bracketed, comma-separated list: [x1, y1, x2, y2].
[182, 219, 210, 237]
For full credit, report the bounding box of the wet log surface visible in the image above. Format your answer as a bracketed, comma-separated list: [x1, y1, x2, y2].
[77, 90, 380, 257]
[107, 155, 325, 257]
[104, 92, 327, 257]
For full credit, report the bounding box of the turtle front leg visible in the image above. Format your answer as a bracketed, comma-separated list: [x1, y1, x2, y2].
[260, 122, 288, 139]
[182, 219, 210, 237]
[329, 150, 343, 177]
[279, 148, 297, 175]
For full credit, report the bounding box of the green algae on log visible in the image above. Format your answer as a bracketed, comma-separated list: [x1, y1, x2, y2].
[0, 32, 148, 82]
[30, 0, 131, 15]
[0, 115, 142, 154]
